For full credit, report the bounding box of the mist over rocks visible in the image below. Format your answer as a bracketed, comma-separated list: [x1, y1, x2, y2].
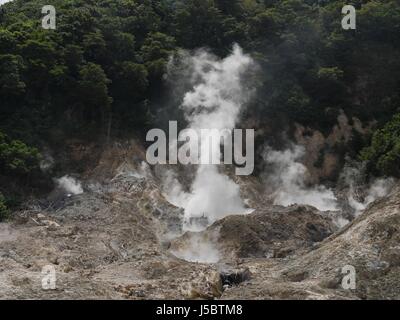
[171, 204, 337, 262]
[262, 144, 338, 212]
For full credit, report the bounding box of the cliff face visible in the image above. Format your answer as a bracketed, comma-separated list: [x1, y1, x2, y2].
[0, 140, 398, 300]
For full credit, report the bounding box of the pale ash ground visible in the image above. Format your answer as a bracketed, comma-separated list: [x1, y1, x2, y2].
[0, 141, 399, 300]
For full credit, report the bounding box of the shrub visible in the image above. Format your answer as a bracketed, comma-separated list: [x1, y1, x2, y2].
[0, 192, 10, 221]
[361, 114, 400, 177]
[0, 131, 40, 175]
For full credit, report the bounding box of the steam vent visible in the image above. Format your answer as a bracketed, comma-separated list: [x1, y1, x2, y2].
[1, 0, 400, 308]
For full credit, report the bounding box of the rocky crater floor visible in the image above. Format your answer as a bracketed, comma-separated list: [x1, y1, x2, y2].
[0, 142, 399, 300]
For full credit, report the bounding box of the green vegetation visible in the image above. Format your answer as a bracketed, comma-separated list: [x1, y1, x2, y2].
[0, 131, 40, 175]
[0, 130, 43, 213]
[0, 0, 399, 140]
[0, 0, 399, 208]
[0, 191, 10, 221]
[361, 114, 400, 177]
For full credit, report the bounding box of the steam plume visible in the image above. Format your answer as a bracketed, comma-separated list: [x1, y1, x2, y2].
[263, 145, 338, 211]
[165, 45, 255, 229]
[345, 168, 395, 215]
[56, 176, 84, 195]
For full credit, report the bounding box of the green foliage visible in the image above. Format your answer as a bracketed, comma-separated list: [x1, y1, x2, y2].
[78, 63, 112, 108]
[361, 114, 400, 177]
[0, 54, 26, 96]
[0, 0, 398, 136]
[0, 192, 10, 221]
[0, 131, 41, 175]
[113, 61, 148, 100]
[82, 31, 107, 62]
[317, 67, 344, 82]
[0, 0, 399, 180]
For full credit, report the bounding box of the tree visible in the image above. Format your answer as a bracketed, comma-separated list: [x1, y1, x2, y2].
[78, 63, 113, 135]
[113, 61, 148, 101]
[141, 32, 175, 89]
[141, 32, 175, 62]
[110, 32, 136, 61]
[0, 131, 40, 175]
[0, 54, 25, 96]
[361, 114, 400, 177]
[214, 0, 243, 16]
[173, 0, 227, 50]
[83, 31, 107, 63]
[0, 192, 10, 222]
[0, 29, 17, 53]
[78, 63, 112, 109]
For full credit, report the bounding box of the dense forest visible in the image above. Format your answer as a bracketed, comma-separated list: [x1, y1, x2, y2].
[0, 0, 400, 216]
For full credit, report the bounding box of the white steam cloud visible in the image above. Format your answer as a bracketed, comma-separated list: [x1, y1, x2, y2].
[0, 0, 12, 5]
[164, 44, 255, 230]
[56, 175, 84, 195]
[162, 170, 191, 209]
[348, 176, 395, 215]
[171, 233, 220, 264]
[264, 145, 338, 211]
[341, 165, 395, 216]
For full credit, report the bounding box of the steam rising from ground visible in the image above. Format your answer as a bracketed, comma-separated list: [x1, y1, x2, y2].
[56, 176, 84, 195]
[170, 233, 220, 264]
[263, 145, 338, 211]
[164, 45, 255, 230]
[344, 166, 395, 215]
[162, 170, 191, 209]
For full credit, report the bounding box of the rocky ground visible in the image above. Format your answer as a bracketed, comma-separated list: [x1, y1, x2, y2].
[0, 141, 399, 300]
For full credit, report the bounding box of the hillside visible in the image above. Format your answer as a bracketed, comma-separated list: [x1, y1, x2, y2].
[0, 0, 400, 301]
[0, 141, 399, 299]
